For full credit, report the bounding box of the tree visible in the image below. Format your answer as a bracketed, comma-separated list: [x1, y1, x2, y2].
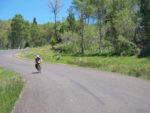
[0, 20, 11, 49]
[104, 0, 138, 55]
[9, 14, 28, 48]
[84, 0, 94, 24]
[30, 17, 43, 47]
[23, 21, 30, 47]
[73, 0, 87, 54]
[48, 0, 63, 40]
[40, 22, 54, 45]
[67, 7, 76, 34]
[90, 0, 109, 52]
[33, 17, 37, 24]
[139, 0, 150, 56]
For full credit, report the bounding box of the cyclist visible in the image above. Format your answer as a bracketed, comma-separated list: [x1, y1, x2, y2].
[35, 55, 41, 72]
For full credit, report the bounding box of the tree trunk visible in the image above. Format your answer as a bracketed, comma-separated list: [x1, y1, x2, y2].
[134, 28, 137, 44]
[98, 8, 103, 53]
[81, 12, 84, 54]
[54, 12, 57, 39]
[99, 20, 103, 52]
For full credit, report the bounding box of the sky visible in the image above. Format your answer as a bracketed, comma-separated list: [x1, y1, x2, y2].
[0, 0, 73, 24]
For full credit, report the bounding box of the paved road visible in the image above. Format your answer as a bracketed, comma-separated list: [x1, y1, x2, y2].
[0, 50, 150, 113]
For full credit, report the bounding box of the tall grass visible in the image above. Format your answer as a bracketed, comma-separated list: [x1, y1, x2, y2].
[18, 45, 150, 80]
[0, 67, 24, 113]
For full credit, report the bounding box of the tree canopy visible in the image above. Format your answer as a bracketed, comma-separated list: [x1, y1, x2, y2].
[0, 0, 149, 57]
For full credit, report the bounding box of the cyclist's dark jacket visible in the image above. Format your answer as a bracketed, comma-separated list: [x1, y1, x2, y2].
[35, 57, 40, 64]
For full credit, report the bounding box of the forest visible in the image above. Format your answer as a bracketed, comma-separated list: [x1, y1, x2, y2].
[0, 0, 150, 57]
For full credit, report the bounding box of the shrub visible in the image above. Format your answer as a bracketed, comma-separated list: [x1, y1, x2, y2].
[50, 37, 58, 46]
[115, 35, 140, 56]
[58, 32, 80, 54]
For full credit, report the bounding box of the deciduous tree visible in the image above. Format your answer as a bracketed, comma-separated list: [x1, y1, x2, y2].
[9, 14, 28, 48]
[48, 0, 63, 40]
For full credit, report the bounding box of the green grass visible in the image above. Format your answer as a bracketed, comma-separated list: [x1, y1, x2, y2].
[0, 67, 24, 113]
[18, 45, 150, 80]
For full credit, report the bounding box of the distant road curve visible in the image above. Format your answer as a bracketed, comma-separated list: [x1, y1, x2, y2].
[0, 50, 150, 113]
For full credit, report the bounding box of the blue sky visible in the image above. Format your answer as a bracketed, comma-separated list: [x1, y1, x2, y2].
[0, 0, 73, 24]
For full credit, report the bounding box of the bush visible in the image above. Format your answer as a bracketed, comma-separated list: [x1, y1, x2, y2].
[115, 35, 140, 56]
[50, 37, 58, 46]
[58, 32, 80, 54]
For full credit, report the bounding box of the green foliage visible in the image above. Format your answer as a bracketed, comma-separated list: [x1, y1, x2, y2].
[73, 0, 88, 54]
[9, 14, 30, 48]
[50, 37, 58, 46]
[112, 8, 136, 38]
[139, 0, 150, 56]
[115, 35, 140, 56]
[0, 17, 56, 49]
[33, 17, 37, 24]
[58, 20, 68, 33]
[30, 18, 44, 47]
[40, 22, 54, 45]
[0, 0, 149, 57]
[67, 7, 76, 33]
[58, 32, 80, 54]
[0, 20, 11, 49]
[0, 67, 24, 113]
[22, 21, 30, 48]
[83, 26, 99, 53]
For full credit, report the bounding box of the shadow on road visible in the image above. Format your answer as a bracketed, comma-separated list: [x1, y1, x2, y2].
[69, 78, 105, 105]
[32, 72, 41, 74]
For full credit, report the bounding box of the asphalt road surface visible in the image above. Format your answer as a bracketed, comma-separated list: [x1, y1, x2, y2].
[0, 50, 150, 113]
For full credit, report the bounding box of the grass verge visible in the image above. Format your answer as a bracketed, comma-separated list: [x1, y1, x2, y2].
[0, 67, 24, 113]
[18, 45, 150, 80]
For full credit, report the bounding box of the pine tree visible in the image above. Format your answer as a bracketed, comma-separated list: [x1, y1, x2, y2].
[30, 18, 43, 47]
[67, 7, 76, 34]
[140, 0, 150, 56]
